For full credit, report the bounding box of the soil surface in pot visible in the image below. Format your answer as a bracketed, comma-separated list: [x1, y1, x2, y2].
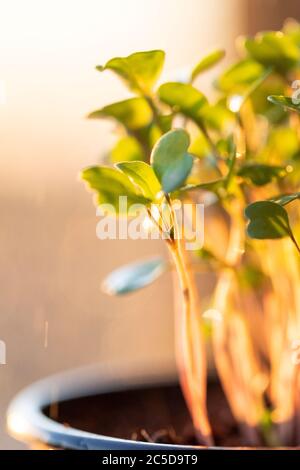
[45, 381, 247, 447]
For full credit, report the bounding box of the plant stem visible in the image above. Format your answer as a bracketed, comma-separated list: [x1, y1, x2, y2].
[211, 201, 264, 445]
[148, 194, 213, 444]
[144, 94, 165, 133]
[166, 198, 213, 446]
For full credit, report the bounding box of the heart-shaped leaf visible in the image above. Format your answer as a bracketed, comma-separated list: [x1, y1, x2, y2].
[102, 257, 166, 295]
[238, 164, 286, 186]
[81, 166, 150, 213]
[158, 82, 207, 126]
[96, 50, 165, 93]
[151, 129, 194, 193]
[267, 95, 300, 113]
[88, 97, 153, 130]
[116, 161, 161, 200]
[245, 200, 293, 239]
[191, 49, 225, 81]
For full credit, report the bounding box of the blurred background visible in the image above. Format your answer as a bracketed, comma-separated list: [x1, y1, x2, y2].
[0, 0, 299, 449]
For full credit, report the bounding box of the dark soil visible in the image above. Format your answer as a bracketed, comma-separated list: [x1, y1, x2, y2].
[45, 381, 245, 447]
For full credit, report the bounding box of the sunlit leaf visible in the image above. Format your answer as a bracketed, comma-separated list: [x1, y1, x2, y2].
[200, 100, 235, 132]
[88, 97, 153, 130]
[151, 129, 194, 193]
[217, 59, 265, 92]
[262, 127, 300, 163]
[102, 257, 167, 295]
[245, 200, 293, 239]
[180, 178, 226, 196]
[238, 164, 286, 186]
[244, 32, 300, 72]
[158, 82, 207, 125]
[267, 95, 300, 113]
[191, 49, 225, 81]
[189, 133, 211, 158]
[96, 50, 165, 93]
[251, 75, 286, 122]
[111, 136, 144, 163]
[116, 161, 161, 200]
[81, 166, 150, 213]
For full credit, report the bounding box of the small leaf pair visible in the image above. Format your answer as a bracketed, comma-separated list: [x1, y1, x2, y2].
[81, 129, 195, 213]
[118, 129, 195, 196]
[81, 166, 151, 214]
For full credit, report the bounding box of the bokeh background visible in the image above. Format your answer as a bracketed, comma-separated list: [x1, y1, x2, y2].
[0, 0, 299, 449]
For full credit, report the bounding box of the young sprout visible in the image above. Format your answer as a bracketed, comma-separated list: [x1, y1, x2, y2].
[81, 24, 300, 447]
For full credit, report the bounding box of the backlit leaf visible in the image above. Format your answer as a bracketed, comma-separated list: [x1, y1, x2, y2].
[111, 136, 144, 163]
[244, 32, 300, 72]
[88, 97, 153, 130]
[191, 49, 225, 81]
[96, 50, 165, 93]
[158, 82, 207, 125]
[217, 59, 265, 92]
[81, 166, 150, 213]
[180, 178, 226, 196]
[116, 161, 161, 200]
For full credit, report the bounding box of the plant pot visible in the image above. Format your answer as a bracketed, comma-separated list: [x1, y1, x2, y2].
[7, 362, 294, 450]
[6, 363, 192, 450]
[6, 362, 189, 450]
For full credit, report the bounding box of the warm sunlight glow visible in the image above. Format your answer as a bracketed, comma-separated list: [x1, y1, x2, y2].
[7, 412, 28, 438]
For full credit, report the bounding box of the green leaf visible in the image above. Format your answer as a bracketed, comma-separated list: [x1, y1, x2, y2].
[111, 136, 144, 163]
[189, 133, 211, 158]
[102, 257, 166, 295]
[263, 127, 299, 162]
[150, 129, 193, 193]
[226, 67, 273, 114]
[158, 82, 207, 125]
[96, 50, 165, 93]
[238, 164, 286, 186]
[245, 200, 293, 239]
[270, 192, 300, 206]
[267, 95, 300, 113]
[180, 178, 226, 196]
[200, 100, 235, 132]
[244, 32, 300, 72]
[81, 166, 150, 213]
[217, 59, 265, 92]
[116, 161, 161, 200]
[250, 75, 286, 123]
[191, 49, 225, 81]
[88, 97, 153, 130]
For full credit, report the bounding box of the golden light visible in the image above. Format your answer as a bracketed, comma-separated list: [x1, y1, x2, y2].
[228, 94, 244, 113]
